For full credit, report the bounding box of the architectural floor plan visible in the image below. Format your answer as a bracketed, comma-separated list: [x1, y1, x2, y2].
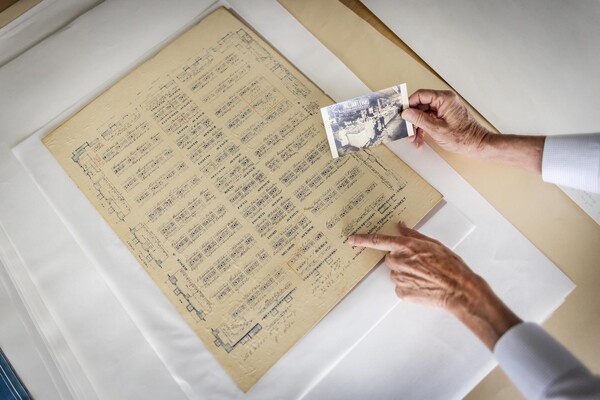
[43, 8, 441, 391]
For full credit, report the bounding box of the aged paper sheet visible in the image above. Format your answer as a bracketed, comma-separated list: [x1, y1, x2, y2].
[43, 8, 441, 391]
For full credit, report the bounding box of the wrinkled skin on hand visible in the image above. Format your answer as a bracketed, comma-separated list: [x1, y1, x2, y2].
[402, 89, 490, 154]
[348, 222, 485, 311]
[348, 222, 521, 350]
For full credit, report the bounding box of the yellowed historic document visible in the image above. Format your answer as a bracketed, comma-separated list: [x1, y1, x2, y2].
[43, 8, 441, 391]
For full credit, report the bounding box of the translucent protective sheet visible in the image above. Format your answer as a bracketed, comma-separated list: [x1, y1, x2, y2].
[0, 235, 73, 400]
[0, 147, 188, 399]
[0, 0, 574, 399]
[0, 0, 103, 66]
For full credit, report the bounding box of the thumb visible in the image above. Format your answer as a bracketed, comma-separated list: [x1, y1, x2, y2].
[401, 108, 440, 132]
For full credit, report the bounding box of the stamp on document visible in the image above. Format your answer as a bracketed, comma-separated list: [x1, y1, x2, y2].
[321, 83, 414, 158]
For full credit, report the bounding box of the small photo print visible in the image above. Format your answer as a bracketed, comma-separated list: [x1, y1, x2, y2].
[321, 83, 414, 158]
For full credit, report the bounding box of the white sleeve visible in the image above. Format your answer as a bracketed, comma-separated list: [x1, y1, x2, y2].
[542, 134, 600, 193]
[494, 322, 600, 399]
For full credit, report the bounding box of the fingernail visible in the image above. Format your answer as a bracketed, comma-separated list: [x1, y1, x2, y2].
[347, 236, 355, 245]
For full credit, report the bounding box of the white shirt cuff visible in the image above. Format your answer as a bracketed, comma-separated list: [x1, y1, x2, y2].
[542, 134, 600, 193]
[494, 322, 584, 400]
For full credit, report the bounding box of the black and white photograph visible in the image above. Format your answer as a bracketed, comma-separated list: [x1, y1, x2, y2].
[321, 83, 414, 158]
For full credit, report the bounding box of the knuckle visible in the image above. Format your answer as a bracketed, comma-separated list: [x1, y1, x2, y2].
[442, 90, 457, 99]
[414, 251, 428, 261]
[384, 253, 394, 265]
[431, 238, 443, 247]
[371, 234, 381, 245]
[413, 112, 425, 125]
[395, 286, 408, 299]
[409, 253, 423, 264]
[403, 240, 418, 253]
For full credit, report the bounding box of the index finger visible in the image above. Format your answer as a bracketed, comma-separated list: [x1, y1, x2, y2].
[408, 89, 452, 109]
[347, 233, 410, 252]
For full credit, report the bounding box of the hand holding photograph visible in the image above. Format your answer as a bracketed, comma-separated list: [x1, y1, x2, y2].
[321, 83, 414, 158]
